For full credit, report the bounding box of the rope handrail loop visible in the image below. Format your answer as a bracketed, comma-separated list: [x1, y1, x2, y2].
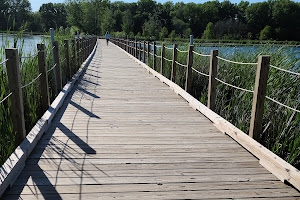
[175, 61, 186, 68]
[164, 57, 172, 62]
[269, 65, 300, 76]
[215, 77, 254, 93]
[61, 58, 67, 63]
[191, 67, 209, 77]
[176, 48, 188, 53]
[156, 45, 162, 48]
[265, 96, 300, 113]
[216, 56, 257, 65]
[155, 54, 161, 58]
[165, 46, 173, 50]
[0, 59, 9, 65]
[149, 52, 154, 56]
[47, 63, 57, 73]
[20, 52, 39, 59]
[192, 51, 210, 57]
[21, 73, 42, 89]
[0, 92, 12, 104]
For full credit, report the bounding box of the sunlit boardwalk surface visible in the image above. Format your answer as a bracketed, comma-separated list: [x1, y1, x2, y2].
[2, 40, 299, 199]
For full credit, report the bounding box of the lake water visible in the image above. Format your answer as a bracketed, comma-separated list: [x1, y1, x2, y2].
[0, 34, 48, 57]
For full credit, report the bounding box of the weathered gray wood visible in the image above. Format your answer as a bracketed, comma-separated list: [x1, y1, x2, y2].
[120, 44, 300, 191]
[37, 44, 50, 114]
[249, 56, 270, 141]
[185, 45, 194, 93]
[76, 39, 80, 66]
[135, 41, 137, 58]
[161, 43, 165, 74]
[64, 40, 71, 80]
[153, 41, 156, 71]
[171, 43, 177, 82]
[5, 48, 26, 146]
[71, 39, 76, 73]
[3, 40, 298, 199]
[143, 41, 146, 63]
[208, 50, 218, 111]
[53, 41, 62, 91]
[139, 41, 142, 61]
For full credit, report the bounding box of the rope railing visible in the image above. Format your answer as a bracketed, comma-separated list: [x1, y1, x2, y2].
[165, 46, 173, 50]
[155, 54, 161, 58]
[0, 92, 12, 104]
[20, 52, 39, 59]
[149, 52, 154, 56]
[21, 73, 42, 89]
[61, 58, 66, 63]
[216, 56, 257, 65]
[0, 59, 9, 66]
[47, 63, 57, 73]
[269, 65, 300, 76]
[176, 48, 188, 53]
[192, 67, 209, 77]
[265, 96, 300, 113]
[193, 51, 210, 57]
[215, 77, 254, 93]
[164, 57, 172, 62]
[175, 61, 186, 68]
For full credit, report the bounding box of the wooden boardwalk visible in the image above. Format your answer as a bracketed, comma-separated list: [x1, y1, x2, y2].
[2, 40, 299, 199]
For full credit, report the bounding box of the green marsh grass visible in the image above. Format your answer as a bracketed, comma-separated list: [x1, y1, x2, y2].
[0, 29, 80, 165]
[151, 41, 299, 169]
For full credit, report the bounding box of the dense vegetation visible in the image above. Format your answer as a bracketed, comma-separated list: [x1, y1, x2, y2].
[0, 0, 300, 41]
[0, 30, 82, 165]
[143, 42, 299, 168]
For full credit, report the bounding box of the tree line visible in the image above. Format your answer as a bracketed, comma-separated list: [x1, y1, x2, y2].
[0, 0, 299, 41]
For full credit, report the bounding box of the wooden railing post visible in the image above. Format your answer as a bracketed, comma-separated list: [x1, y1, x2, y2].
[143, 41, 146, 63]
[64, 40, 71, 80]
[208, 50, 218, 111]
[76, 39, 80, 67]
[5, 48, 26, 146]
[153, 41, 156, 70]
[72, 39, 76, 74]
[147, 41, 150, 66]
[249, 55, 270, 141]
[139, 41, 142, 61]
[135, 41, 137, 58]
[161, 43, 165, 74]
[37, 44, 50, 114]
[185, 45, 194, 93]
[53, 41, 62, 91]
[171, 43, 177, 82]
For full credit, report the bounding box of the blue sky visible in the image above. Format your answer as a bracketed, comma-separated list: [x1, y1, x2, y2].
[30, 0, 300, 12]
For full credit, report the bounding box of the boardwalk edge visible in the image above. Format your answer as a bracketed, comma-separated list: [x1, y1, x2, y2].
[112, 42, 300, 191]
[0, 41, 98, 197]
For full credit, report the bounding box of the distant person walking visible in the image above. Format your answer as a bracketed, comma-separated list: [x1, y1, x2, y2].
[105, 31, 110, 46]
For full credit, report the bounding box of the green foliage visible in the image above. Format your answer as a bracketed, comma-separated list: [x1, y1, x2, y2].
[260, 25, 272, 40]
[202, 22, 214, 39]
[160, 26, 168, 40]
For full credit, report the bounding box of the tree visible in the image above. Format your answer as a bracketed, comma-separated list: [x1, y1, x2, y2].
[202, 22, 214, 39]
[7, 0, 31, 30]
[0, 0, 9, 30]
[143, 15, 161, 40]
[259, 25, 272, 40]
[246, 2, 272, 34]
[160, 26, 168, 40]
[122, 9, 134, 35]
[169, 30, 176, 41]
[101, 8, 115, 34]
[183, 27, 192, 39]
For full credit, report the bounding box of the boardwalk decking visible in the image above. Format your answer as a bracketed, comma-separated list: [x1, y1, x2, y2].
[2, 40, 299, 199]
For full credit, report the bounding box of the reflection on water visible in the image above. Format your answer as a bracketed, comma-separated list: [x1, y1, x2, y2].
[0, 34, 49, 57]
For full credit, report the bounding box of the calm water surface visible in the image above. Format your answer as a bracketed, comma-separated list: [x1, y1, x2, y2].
[0, 34, 49, 57]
